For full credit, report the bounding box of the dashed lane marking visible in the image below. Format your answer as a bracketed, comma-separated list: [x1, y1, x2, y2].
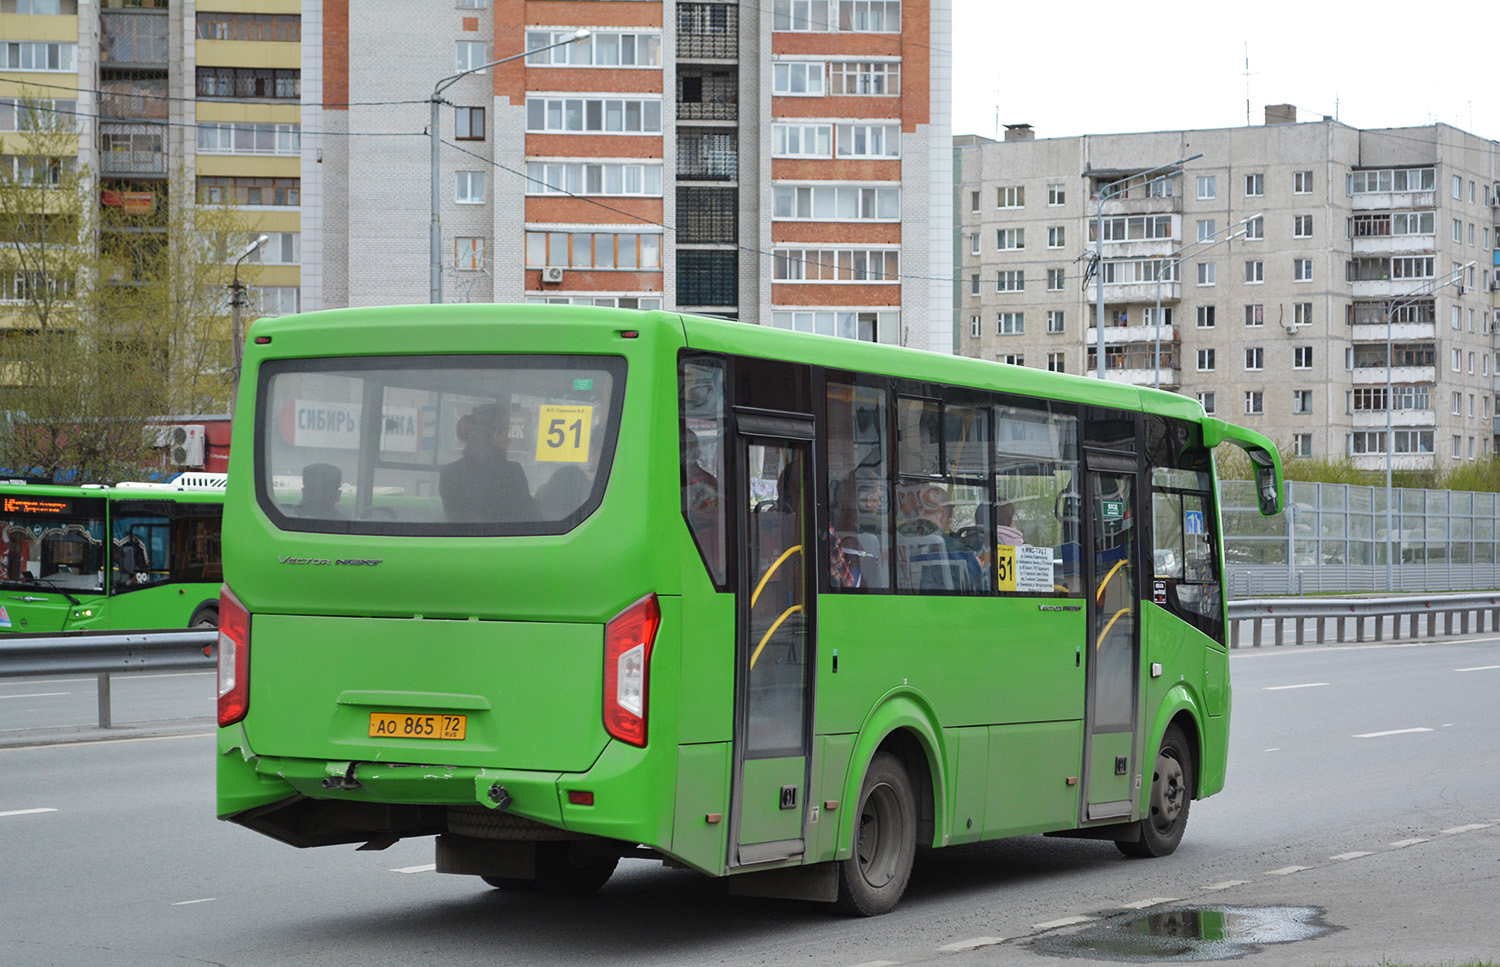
[0, 807, 57, 818]
[1330, 851, 1374, 861]
[1204, 880, 1249, 890]
[1034, 916, 1095, 931]
[1389, 838, 1430, 848]
[0, 692, 69, 700]
[1265, 866, 1312, 876]
[171, 898, 218, 906]
[937, 938, 1006, 952]
[1440, 823, 1492, 835]
[1264, 683, 1329, 691]
[392, 863, 436, 874]
[1354, 727, 1433, 738]
[1456, 665, 1500, 672]
[1119, 897, 1179, 909]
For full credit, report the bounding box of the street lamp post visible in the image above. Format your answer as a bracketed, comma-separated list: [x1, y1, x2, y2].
[1382, 260, 1475, 591]
[1089, 152, 1202, 380]
[229, 233, 269, 411]
[430, 29, 590, 304]
[1150, 213, 1260, 389]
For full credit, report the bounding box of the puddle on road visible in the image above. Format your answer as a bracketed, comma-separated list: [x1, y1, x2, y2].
[1030, 905, 1336, 962]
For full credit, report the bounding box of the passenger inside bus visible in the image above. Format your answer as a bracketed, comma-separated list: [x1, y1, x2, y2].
[995, 500, 1027, 546]
[296, 463, 344, 518]
[440, 403, 537, 523]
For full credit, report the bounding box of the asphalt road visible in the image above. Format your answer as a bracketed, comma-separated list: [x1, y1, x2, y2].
[2, 637, 1498, 966]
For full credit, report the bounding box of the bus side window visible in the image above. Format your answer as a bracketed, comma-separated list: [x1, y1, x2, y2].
[680, 356, 727, 586]
[826, 376, 890, 590]
[995, 398, 1082, 597]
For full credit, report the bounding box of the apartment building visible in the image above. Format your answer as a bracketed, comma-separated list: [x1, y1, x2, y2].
[0, 0, 302, 320]
[956, 109, 1500, 471]
[308, 0, 953, 351]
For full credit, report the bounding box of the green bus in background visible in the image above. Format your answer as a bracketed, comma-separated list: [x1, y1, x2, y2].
[0, 473, 226, 632]
[216, 304, 1282, 916]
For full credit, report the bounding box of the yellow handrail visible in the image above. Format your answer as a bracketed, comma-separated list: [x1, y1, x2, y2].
[750, 605, 803, 669]
[1095, 558, 1126, 605]
[1096, 607, 1132, 650]
[751, 543, 803, 609]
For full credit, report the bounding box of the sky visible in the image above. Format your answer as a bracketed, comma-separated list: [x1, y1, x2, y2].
[950, 2, 1498, 143]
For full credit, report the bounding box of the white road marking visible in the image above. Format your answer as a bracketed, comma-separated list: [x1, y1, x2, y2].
[1264, 683, 1329, 691]
[1204, 880, 1249, 890]
[1456, 665, 1500, 672]
[1389, 838, 1429, 848]
[1354, 727, 1433, 738]
[0, 731, 213, 751]
[849, 962, 902, 967]
[1264, 748, 1280, 752]
[1439, 823, 1492, 835]
[171, 898, 218, 906]
[1034, 916, 1095, 931]
[0, 807, 57, 818]
[0, 692, 68, 700]
[937, 937, 1005, 952]
[1330, 851, 1373, 861]
[1265, 866, 1311, 876]
[1119, 897, 1179, 909]
[391, 863, 436, 874]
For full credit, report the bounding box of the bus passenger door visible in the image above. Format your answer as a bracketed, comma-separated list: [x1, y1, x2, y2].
[1082, 453, 1141, 823]
[729, 430, 814, 868]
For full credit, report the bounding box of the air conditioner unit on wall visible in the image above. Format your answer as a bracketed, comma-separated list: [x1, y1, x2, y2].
[541, 266, 564, 284]
[154, 424, 205, 468]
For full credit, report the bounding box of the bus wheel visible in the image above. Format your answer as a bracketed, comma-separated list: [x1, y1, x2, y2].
[1117, 723, 1193, 858]
[835, 751, 916, 916]
[531, 842, 618, 894]
[189, 605, 218, 629]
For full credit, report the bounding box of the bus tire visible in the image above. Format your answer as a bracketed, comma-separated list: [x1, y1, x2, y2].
[189, 605, 218, 629]
[531, 842, 618, 894]
[1117, 723, 1193, 858]
[834, 751, 916, 916]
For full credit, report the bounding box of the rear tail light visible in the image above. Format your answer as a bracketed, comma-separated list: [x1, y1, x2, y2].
[603, 593, 660, 747]
[217, 585, 251, 727]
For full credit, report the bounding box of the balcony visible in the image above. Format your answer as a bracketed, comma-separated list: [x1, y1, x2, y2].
[1352, 279, 1437, 300]
[1101, 281, 1179, 303]
[1096, 194, 1182, 216]
[677, 128, 737, 182]
[100, 10, 168, 68]
[1087, 323, 1176, 346]
[1350, 365, 1437, 386]
[1351, 235, 1436, 256]
[1351, 322, 1436, 343]
[678, 2, 738, 60]
[100, 76, 169, 120]
[677, 67, 737, 122]
[99, 122, 167, 176]
[1352, 409, 1436, 428]
[1352, 453, 1435, 472]
[1350, 191, 1436, 211]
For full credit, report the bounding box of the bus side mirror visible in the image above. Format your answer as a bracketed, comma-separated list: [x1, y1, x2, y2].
[1201, 418, 1283, 517]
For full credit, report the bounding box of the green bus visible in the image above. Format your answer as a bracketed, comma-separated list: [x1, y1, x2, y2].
[217, 304, 1282, 915]
[0, 473, 226, 633]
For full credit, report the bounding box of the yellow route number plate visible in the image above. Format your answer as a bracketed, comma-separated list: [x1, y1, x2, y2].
[368, 712, 467, 741]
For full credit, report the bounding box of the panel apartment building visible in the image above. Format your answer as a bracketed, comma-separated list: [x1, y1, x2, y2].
[0, 0, 303, 321]
[956, 108, 1500, 471]
[306, 0, 953, 351]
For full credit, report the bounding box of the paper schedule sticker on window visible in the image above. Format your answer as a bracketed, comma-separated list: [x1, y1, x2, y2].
[536, 405, 592, 462]
[997, 544, 1054, 593]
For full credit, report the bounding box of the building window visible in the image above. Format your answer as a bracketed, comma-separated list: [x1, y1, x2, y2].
[195, 67, 301, 100]
[1293, 389, 1313, 414]
[828, 60, 901, 95]
[678, 250, 737, 306]
[1293, 258, 1313, 282]
[1196, 348, 1215, 372]
[997, 312, 1024, 335]
[997, 228, 1024, 250]
[772, 60, 826, 95]
[1196, 262, 1215, 286]
[1047, 226, 1065, 249]
[773, 247, 899, 281]
[1198, 392, 1215, 414]
[1294, 214, 1313, 238]
[1047, 310, 1065, 334]
[1245, 260, 1264, 284]
[996, 270, 1024, 292]
[969, 190, 980, 213]
[1196, 175, 1216, 200]
[770, 308, 892, 341]
[197, 12, 302, 42]
[454, 237, 486, 271]
[772, 184, 899, 220]
[1245, 173, 1264, 196]
[244, 232, 300, 265]
[197, 176, 299, 206]
[1453, 174, 1462, 199]
[455, 170, 485, 203]
[0, 41, 77, 71]
[1047, 183, 1065, 206]
[1293, 303, 1313, 328]
[1293, 170, 1312, 194]
[1347, 167, 1434, 193]
[1196, 305, 1215, 328]
[969, 273, 979, 296]
[836, 0, 902, 31]
[1243, 304, 1263, 327]
[1245, 215, 1263, 240]
[1244, 392, 1263, 415]
[456, 106, 485, 140]
[525, 231, 663, 270]
[525, 161, 663, 196]
[996, 186, 1024, 208]
[1047, 352, 1065, 373]
[1197, 219, 1216, 242]
[772, 122, 833, 158]
[1245, 347, 1263, 370]
[525, 29, 662, 67]
[1046, 269, 1065, 291]
[525, 96, 663, 134]
[456, 41, 488, 72]
[772, 0, 829, 31]
[968, 233, 979, 257]
[835, 122, 900, 158]
[969, 315, 981, 338]
[248, 286, 300, 316]
[195, 122, 300, 155]
[1292, 433, 1312, 457]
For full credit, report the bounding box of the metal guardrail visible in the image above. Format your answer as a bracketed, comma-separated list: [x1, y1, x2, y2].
[0, 630, 217, 729]
[1227, 592, 1500, 649]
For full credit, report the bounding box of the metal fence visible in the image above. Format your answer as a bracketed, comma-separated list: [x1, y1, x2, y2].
[1223, 479, 1500, 596]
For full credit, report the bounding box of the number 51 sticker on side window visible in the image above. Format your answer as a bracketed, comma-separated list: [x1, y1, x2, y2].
[536, 405, 593, 462]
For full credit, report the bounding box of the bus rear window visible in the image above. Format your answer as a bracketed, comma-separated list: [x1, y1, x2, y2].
[258, 355, 625, 535]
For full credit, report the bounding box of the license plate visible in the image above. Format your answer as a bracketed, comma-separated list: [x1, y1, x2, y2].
[368, 712, 467, 741]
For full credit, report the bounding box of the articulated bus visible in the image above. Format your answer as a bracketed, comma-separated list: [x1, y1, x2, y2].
[0, 473, 226, 632]
[216, 304, 1282, 915]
